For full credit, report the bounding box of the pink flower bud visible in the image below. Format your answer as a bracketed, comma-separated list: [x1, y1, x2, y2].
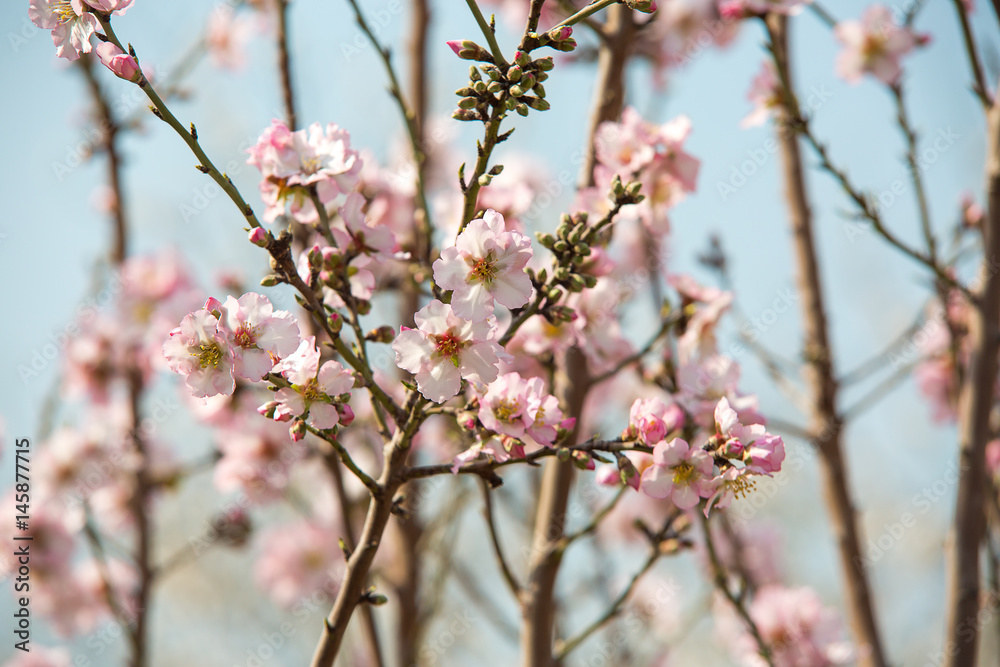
[447, 40, 462, 56]
[249, 227, 268, 247]
[336, 403, 355, 427]
[95, 42, 141, 82]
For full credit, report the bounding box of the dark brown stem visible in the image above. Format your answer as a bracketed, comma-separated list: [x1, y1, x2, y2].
[320, 452, 385, 667]
[578, 4, 633, 188]
[942, 75, 1000, 667]
[79, 55, 126, 265]
[767, 15, 888, 667]
[392, 4, 431, 662]
[277, 0, 297, 130]
[950, 0, 992, 107]
[520, 347, 592, 666]
[310, 393, 427, 667]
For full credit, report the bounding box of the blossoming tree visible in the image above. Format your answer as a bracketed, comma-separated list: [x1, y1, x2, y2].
[8, 0, 1000, 666]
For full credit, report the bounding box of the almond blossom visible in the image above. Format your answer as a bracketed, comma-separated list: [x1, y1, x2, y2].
[741, 60, 783, 128]
[392, 300, 508, 403]
[29, 0, 99, 61]
[246, 119, 362, 223]
[625, 397, 686, 445]
[641, 438, 716, 510]
[724, 585, 854, 666]
[211, 292, 300, 381]
[478, 372, 565, 445]
[433, 209, 533, 321]
[834, 5, 929, 85]
[264, 336, 354, 435]
[715, 396, 785, 473]
[590, 108, 700, 233]
[254, 520, 342, 608]
[162, 308, 235, 398]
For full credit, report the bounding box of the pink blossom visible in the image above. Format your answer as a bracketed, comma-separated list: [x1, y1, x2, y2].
[834, 5, 928, 85]
[2, 646, 72, 667]
[392, 300, 508, 403]
[720, 0, 810, 19]
[206, 4, 251, 70]
[742, 60, 783, 128]
[715, 397, 785, 473]
[29, 0, 98, 61]
[434, 209, 533, 320]
[593, 108, 700, 233]
[335, 192, 398, 260]
[267, 336, 354, 431]
[524, 380, 565, 447]
[254, 520, 341, 607]
[479, 372, 532, 439]
[452, 435, 519, 472]
[641, 438, 716, 510]
[214, 292, 300, 381]
[247, 120, 362, 223]
[162, 309, 235, 398]
[626, 397, 685, 445]
[725, 585, 854, 666]
[94, 41, 140, 81]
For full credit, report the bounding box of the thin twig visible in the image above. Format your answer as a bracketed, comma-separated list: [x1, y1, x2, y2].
[480, 480, 522, 595]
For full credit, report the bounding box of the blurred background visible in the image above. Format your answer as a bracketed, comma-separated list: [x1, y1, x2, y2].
[0, 0, 996, 664]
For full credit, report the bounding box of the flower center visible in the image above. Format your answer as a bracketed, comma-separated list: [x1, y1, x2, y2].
[194, 343, 224, 369]
[862, 32, 887, 60]
[301, 377, 324, 403]
[470, 256, 498, 285]
[233, 323, 259, 349]
[433, 333, 464, 364]
[493, 398, 521, 424]
[53, 0, 78, 23]
[672, 462, 696, 486]
[730, 473, 756, 499]
[300, 155, 322, 175]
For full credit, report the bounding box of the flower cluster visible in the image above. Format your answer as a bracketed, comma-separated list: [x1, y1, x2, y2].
[589, 106, 700, 233]
[163, 292, 299, 398]
[637, 397, 784, 512]
[834, 5, 929, 85]
[246, 119, 363, 224]
[29, 0, 132, 61]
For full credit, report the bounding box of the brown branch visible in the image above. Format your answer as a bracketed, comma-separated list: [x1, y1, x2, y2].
[320, 451, 385, 667]
[276, 0, 297, 130]
[942, 67, 1000, 667]
[520, 347, 592, 665]
[309, 392, 427, 667]
[950, 0, 992, 108]
[767, 16, 888, 667]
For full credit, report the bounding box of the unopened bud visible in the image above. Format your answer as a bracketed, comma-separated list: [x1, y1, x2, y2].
[514, 50, 530, 67]
[260, 274, 280, 287]
[469, 65, 482, 81]
[624, 0, 657, 12]
[249, 227, 268, 247]
[516, 103, 529, 116]
[458, 96, 480, 110]
[507, 65, 522, 82]
[452, 109, 480, 122]
[509, 84, 525, 97]
[447, 39, 492, 62]
[328, 312, 344, 334]
[554, 38, 577, 52]
[365, 325, 395, 344]
[478, 174, 493, 187]
[533, 56, 555, 71]
[524, 96, 550, 111]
